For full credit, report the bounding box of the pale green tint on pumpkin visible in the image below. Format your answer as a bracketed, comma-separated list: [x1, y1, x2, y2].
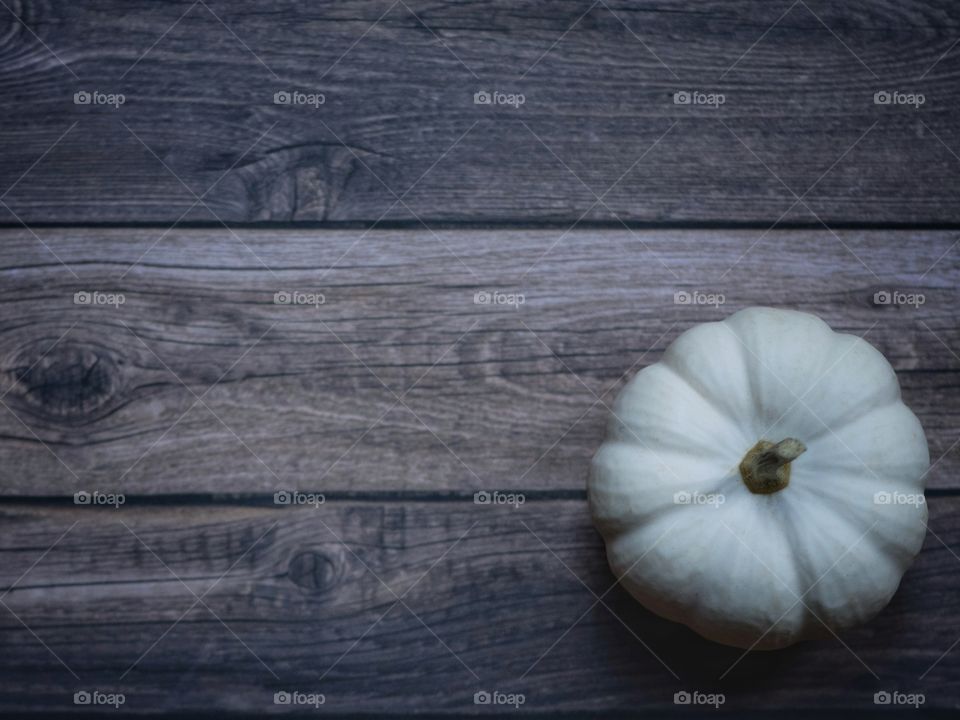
[589, 307, 929, 650]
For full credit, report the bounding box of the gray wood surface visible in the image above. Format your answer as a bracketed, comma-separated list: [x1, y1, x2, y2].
[3, 2, 960, 714]
[0, 228, 956, 495]
[0, 498, 958, 714]
[1, 1, 960, 224]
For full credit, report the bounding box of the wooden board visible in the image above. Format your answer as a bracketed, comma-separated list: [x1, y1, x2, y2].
[0, 228, 957, 495]
[1, 498, 958, 714]
[2, 1, 960, 224]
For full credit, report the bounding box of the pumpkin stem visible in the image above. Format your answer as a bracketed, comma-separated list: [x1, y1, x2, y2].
[739, 438, 806, 494]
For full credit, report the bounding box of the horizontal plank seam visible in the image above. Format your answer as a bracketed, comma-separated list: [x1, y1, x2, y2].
[3, 221, 960, 232]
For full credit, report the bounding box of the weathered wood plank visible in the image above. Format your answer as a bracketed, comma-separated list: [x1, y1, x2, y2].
[0, 228, 957, 494]
[0, 498, 957, 713]
[1, 1, 960, 224]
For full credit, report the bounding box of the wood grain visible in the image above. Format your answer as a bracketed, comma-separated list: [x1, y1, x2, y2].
[0, 498, 957, 714]
[1, 1, 960, 224]
[1, 228, 957, 495]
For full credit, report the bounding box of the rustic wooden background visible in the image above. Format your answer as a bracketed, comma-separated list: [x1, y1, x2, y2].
[1, 1, 959, 716]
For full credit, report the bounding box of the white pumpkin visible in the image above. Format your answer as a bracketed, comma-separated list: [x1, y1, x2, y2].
[589, 307, 929, 650]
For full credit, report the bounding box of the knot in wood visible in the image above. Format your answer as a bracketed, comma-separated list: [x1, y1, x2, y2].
[5, 340, 121, 423]
[287, 550, 340, 593]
